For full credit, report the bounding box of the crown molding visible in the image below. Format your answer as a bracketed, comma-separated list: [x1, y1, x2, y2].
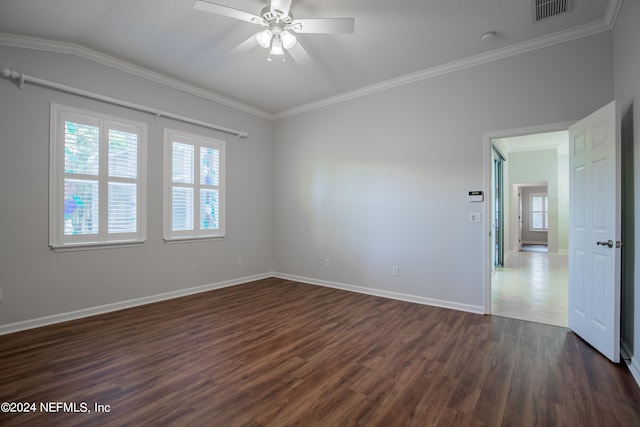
[605, 0, 624, 28]
[0, 33, 275, 121]
[0, 0, 621, 122]
[274, 0, 622, 120]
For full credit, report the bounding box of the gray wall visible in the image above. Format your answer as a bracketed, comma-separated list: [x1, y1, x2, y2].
[273, 32, 613, 312]
[613, 0, 640, 379]
[0, 28, 620, 332]
[0, 46, 275, 327]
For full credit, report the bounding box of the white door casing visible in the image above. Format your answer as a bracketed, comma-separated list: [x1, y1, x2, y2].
[568, 101, 620, 363]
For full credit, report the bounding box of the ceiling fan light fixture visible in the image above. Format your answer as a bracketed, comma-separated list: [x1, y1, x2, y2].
[256, 29, 273, 48]
[270, 36, 284, 56]
[194, 0, 355, 64]
[281, 30, 297, 49]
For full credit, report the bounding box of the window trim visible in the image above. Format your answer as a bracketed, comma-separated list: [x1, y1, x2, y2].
[49, 103, 147, 250]
[529, 193, 549, 232]
[163, 129, 226, 242]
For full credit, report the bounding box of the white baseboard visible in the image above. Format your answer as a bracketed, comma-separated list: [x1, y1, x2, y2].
[274, 275, 639, 389]
[0, 272, 273, 336]
[0, 272, 488, 336]
[5, 269, 635, 389]
[622, 341, 640, 388]
[273, 272, 485, 315]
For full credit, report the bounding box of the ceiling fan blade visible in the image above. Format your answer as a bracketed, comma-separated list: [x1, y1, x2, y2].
[229, 34, 259, 56]
[290, 18, 355, 34]
[271, 0, 292, 17]
[194, 1, 263, 25]
[287, 42, 312, 66]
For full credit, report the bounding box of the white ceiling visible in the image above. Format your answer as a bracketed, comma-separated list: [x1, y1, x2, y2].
[0, 0, 617, 118]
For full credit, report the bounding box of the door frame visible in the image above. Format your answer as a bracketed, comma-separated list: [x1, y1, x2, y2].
[491, 148, 505, 270]
[483, 122, 573, 314]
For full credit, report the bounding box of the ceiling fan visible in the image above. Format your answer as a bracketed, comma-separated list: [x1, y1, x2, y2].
[194, 0, 355, 64]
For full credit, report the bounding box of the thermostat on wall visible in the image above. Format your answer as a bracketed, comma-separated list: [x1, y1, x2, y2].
[468, 191, 484, 202]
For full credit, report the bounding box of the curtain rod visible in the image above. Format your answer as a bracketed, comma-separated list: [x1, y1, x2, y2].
[1, 67, 249, 139]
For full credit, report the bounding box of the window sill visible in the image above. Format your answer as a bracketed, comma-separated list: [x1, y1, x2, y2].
[50, 240, 146, 253]
[163, 235, 225, 244]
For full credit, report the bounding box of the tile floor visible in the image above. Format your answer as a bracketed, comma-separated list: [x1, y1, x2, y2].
[491, 249, 568, 327]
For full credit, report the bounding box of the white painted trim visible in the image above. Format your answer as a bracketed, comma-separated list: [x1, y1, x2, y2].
[274, 273, 485, 315]
[0, 0, 622, 121]
[274, 1, 621, 120]
[0, 33, 274, 121]
[49, 103, 149, 249]
[605, 0, 624, 29]
[3, 267, 635, 387]
[486, 122, 575, 140]
[163, 129, 227, 240]
[622, 341, 640, 388]
[483, 122, 573, 315]
[0, 273, 272, 336]
[1, 271, 485, 336]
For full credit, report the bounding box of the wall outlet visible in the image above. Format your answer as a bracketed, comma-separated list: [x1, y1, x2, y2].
[236, 256, 243, 265]
[324, 258, 331, 267]
[392, 266, 400, 276]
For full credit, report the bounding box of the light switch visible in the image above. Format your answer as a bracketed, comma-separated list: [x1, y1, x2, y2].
[469, 212, 481, 223]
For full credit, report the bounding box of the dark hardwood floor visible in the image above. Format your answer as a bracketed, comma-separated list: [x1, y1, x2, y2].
[1, 277, 639, 426]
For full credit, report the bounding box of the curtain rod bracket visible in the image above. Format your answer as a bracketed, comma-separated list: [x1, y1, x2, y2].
[1, 67, 23, 89]
[1, 67, 15, 80]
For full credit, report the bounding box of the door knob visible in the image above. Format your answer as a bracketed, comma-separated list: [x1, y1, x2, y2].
[596, 240, 614, 248]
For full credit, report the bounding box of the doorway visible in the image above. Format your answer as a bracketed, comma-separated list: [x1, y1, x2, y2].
[486, 128, 570, 326]
[517, 183, 549, 251]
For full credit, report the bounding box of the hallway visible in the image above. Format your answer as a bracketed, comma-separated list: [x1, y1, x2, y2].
[491, 250, 568, 327]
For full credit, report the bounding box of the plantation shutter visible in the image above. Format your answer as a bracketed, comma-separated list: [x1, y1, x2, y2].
[164, 129, 225, 240]
[51, 104, 147, 249]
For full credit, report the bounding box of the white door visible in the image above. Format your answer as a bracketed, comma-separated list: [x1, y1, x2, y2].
[568, 101, 620, 363]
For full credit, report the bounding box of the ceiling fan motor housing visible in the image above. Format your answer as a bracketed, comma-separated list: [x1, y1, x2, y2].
[260, 6, 293, 25]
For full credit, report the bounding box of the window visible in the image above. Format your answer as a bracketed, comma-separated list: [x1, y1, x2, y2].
[164, 129, 225, 241]
[49, 104, 147, 249]
[530, 193, 548, 231]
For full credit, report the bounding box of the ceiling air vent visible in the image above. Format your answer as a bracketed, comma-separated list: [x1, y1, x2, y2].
[533, 0, 570, 22]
